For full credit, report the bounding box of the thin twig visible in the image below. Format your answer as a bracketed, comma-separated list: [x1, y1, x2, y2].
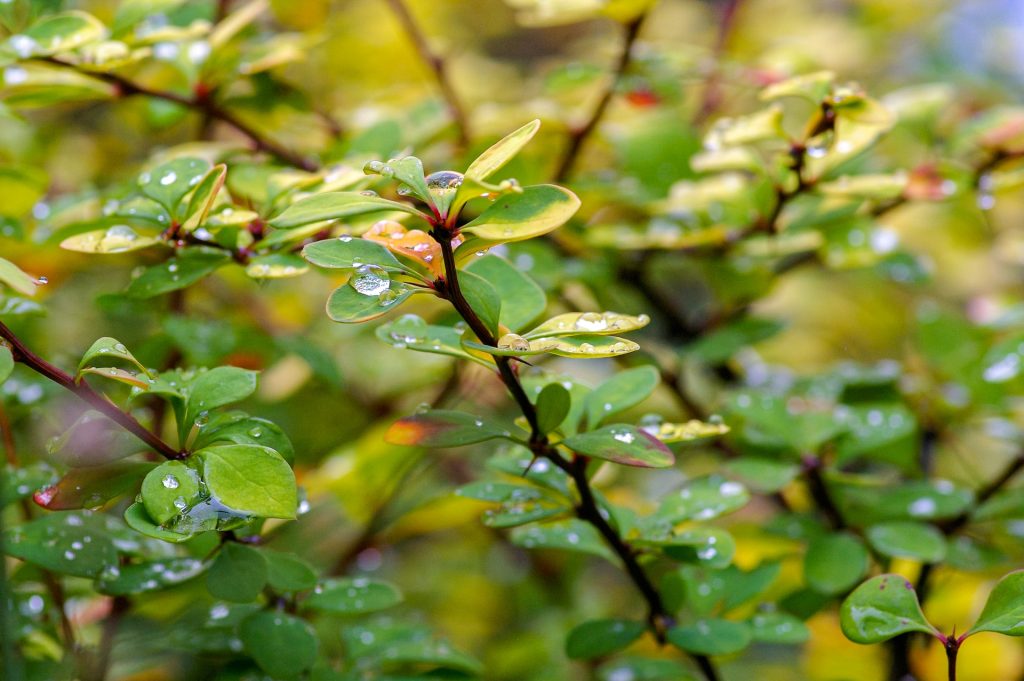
[431, 231, 719, 680]
[554, 12, 648, 182]
[384, 0, 470, 150]
[35, 57, 319, 171]
[0, 321, 182, 460]
[692, 0, 743, 125]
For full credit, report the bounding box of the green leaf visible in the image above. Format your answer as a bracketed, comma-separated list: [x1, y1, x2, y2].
[562, 425, 674, 468]
[653, 475, 749, 524]
[685, 317, 784, 364]
[866, 522, 946, 563]
[2, 463, 56, 507]
[77, 336, 149, 376]
[667, 619, 752, 656]
[376, 314, 488, 367]
[510, 519, 615, 561]
[325, 280, 415, 323]
[462, 185, 580, 242]
[837, 480, 974, 524]
[535, 383, 571, 434]
[760, 71, 835, 102]
[126, 249, 230, 299]
[0, 345, 12, 384]
[0, 294, 44, 317]
[385, 410, 511, 447]
[60, 225, 162, 254]
[303, 235, 403, 271]
[33, 461, 154, 511]
[182, 164, 226, 230]
[78, 366, 151, 389]
[141, 461, 202, 525]
[0, 256, 38, 296]
[464, 254, 546, 332]
[804, 533, 869, 595]
[525, 311, 650, 338]
[263, 551, 318, 592]
[585, 365, 659, 428]
[648, 527, 737, 568]
[458, 269, 502, 337]
[365, 156, 430, 204]
[465, 120, 540, 182]
[3, 512, 118, 577]
[138, 158, 212, 219]
[194, 416, 295, 464]
[456, 481, 569, 528]
[14, 11, 107, 57]
[465, 333, 640, 359]
[206, 542, 267, 603]
[123, 502, 193, 543]
[245, 253, 309, 279]
[974, 489, 1024, 522]
[747, 612, 810, 645]
[565, 619, 645, 660]
[645, 419, 732, 446]
[730, 391, 846, 455]
[270, 191, 426, 228]
[183, 366, 258, 436]
[240, 611, 319, 678]
[198, 444, 297, 519]
[840, 574, 937, 643]
[597, 657, 696, 681]
[723, 457, 800, 493]
[967, 571, 1024, 638]
[97, 557, 206, 596]
[303, 577, 403, 614]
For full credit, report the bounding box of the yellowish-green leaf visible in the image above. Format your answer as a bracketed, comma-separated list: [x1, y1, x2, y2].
[461, 184, 580, 243]
[11, 11, 107, 57]
[270, 192, 428, 229]
[760, 71, 835, 102]
[60, 225, 162, 254]
[644, 419, 731, 445]
[182, 164, 227, 231]
[524, 311, 650, 339]
[0, 257, 38, 296]
[465, 119, 540, 182]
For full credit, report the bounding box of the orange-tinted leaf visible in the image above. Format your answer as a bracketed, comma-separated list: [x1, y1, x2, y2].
[385, 410, 512, 447]
[34, 462, 155, 510]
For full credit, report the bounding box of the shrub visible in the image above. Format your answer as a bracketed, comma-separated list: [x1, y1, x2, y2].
[2, 2, 1023, 681]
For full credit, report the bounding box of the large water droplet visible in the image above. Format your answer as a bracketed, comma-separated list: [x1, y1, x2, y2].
[574, 312, 608, 332]
[497, 333, 530, 352]
[350, 265, 391, 296]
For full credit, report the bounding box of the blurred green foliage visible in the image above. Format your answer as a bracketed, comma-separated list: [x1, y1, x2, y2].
[4, 1, 1024, 680]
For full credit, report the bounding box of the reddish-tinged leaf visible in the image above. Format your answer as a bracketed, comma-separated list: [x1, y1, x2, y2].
[33, 462, 155, 510]
[385, 410, 512, 448]
[562, 425, 674, 468]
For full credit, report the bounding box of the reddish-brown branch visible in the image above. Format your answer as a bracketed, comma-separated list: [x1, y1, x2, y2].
[0, 321, 182, 460]
[554, 12, 648, 182]
[37, 57, 319, 171]
[384, 0, 470, 150]
[431, 231, 718, 680]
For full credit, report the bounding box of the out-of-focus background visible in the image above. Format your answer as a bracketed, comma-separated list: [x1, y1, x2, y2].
[5, 1, 1024, 680]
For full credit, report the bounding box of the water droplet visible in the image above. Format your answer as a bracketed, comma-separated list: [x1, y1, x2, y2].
[574, 312, 608, 332]
[612, 430, 635, 444]
[350, 264, 390, 296]
[162, 474, 179, 489]
[497, 333, 530, 352]
[159, 171, 177, 186]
